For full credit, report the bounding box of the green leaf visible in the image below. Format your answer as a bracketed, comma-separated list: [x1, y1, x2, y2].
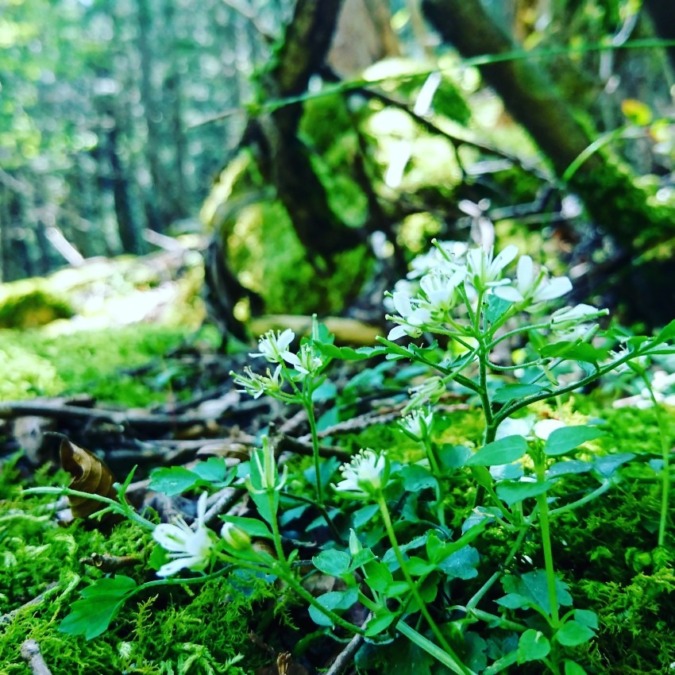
[406, 556, 435, 576]
[437, 545, 480, 580]
[313, 549, 351, 577]
[364, 561, 394, 592]
[401, 464, 438, 492]
[486, 295, 512, 324]
[348, 548, 376, 571]
[564, 660, 588, 675]
[573, 609, 599, 630]
[540, 341, 607, 364]
[192, 457, 228, 483]
[497, 480, 553, 506]
[548, 460, 592, 477]
[315, 343, 387, 361]
[493, 384, 548, 403]
[149, 466, 199, 495]
[498, 570, 572, 616]
[652, 318, 675, 346]
[59, 576, 138, 640]
[517, 629, 551, 663]
[593, 452, 635, 477]
[308, 588, 358, 627]
[544, 426, 605, 456]
[365, 609, 397, 637]
[466, 435, 528, 466]
[555, 620, 595, 646]
[219, 516, 272, 539]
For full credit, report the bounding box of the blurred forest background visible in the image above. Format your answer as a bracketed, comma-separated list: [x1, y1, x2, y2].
[1, 0, 674, 335]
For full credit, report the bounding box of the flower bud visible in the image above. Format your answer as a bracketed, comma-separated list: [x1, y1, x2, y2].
[220, 522, 252, 551]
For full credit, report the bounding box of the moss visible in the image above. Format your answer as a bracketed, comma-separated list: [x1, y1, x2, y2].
[0, 287, 74, 329]
[0, 465, 277, 674]
[0, 325, 189, 405]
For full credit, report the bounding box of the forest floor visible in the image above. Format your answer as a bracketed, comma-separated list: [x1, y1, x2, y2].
[0, 250, 673, 675]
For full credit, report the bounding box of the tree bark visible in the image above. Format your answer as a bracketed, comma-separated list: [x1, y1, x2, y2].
[421, 0, 675, 250]
[251, 0, 363, 261]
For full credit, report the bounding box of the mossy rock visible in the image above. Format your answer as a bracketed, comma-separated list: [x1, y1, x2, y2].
[0, 287, 74, 329]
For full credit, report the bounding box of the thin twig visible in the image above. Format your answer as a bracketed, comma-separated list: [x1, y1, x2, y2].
[20, 640, 53, 675]
[0, 583, 59, 626]
[325, 631, 365, 675]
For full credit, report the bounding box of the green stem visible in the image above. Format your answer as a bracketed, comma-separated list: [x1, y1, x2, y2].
[267, 489, 287, 564]
[377, 494, 471, 674]
[275, 565, 365, 635]
[639, 373, 671, 547]
[22, 486, 155, 530]
[532, 448, 559, 628]
[304, 399, 324, 507]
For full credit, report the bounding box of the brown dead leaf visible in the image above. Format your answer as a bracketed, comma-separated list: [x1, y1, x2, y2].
[59, 437, 117, 518]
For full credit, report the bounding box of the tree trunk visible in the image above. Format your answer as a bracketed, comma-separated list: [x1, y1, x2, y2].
[136, 0, 165, 231]
[421, 0, 675, 250]
[106, 121, 143, 255]
[251, 0, 363, 261]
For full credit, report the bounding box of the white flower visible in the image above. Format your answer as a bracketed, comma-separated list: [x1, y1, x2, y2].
[418, 268, 465, 315]
[293, 343, 324, 377]
[232, 365, 282, 399]
[153, 492, 214, 577]
[532, 419, 566, 440]
[466, 244, 518, 291]
[387, 287, 432, 340]
[495, 416, 534, 440]
[247, 436, 288, 494]
[495, 416, 566, 441]
[495, 255, 571, 307]
[407, 241, 467, 279]
[406, 376, 446, 410]
[550, 304, 602, 326]
[334, 449, 388, 495]
[399, 408, 433, 440]
[250, 329, 297, 365]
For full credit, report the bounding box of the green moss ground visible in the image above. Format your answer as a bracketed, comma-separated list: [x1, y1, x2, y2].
[0, 323, 673, 673]
[0, 326, 191, 406]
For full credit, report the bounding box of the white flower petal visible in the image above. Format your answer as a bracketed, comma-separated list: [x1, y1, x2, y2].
[534, 276, 572, 301]
[517, 256, 534, 292]
[387, 325, 408, 340]
[490, 245, 518, 275]
[153, 523, 192, 551]
[495, 417, 533, 440]
[533, 419, 566, 440]
[494, 285, 524, 302]
[156, 557, 195, 578]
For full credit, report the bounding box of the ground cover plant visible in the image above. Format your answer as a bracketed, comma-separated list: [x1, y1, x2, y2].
[4, 241, 673, 674]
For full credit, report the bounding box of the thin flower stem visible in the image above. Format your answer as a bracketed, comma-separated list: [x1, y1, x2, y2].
[376, 494, 470, 674]
[466, 525, 528, 611]
[304, 398, 324, 507]
[532, 448, 560, 629]
[267, 490, 287, 564]
[22, 486, 156, 530]
[638, 372, 671, 547]
[548, 480, 613, 518]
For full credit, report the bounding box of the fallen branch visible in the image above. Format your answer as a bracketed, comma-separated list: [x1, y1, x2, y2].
[20, 640, 53, 675]
[0, 400, 228, 431]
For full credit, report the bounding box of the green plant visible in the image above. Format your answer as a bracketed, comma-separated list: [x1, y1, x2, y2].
[23, 241, 673, 673]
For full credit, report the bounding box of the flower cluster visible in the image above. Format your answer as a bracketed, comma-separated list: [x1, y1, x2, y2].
[231, 328, 325, 400]
[386, 242, 601, 343]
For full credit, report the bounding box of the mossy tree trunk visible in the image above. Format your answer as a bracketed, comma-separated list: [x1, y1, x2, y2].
[421, 0, 675, 251]
[246, 0, 363, 262]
